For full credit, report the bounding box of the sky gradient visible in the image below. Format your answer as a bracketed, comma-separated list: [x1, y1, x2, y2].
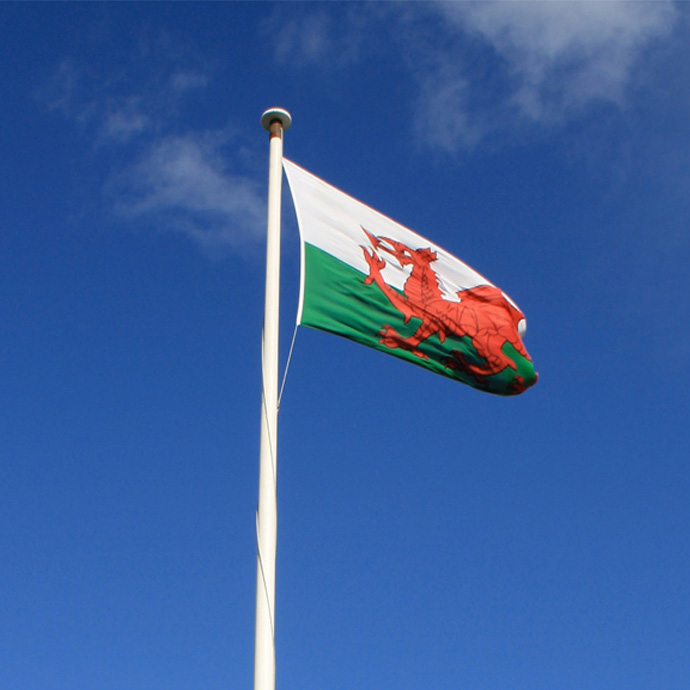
[2, 3, 689, 689]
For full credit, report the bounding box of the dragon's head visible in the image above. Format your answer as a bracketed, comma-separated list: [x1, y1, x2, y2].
[400, 246, 437, 268]
[361, 228, 437, 268]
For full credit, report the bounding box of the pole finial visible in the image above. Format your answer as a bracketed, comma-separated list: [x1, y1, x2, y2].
[261, 108, 292, 132]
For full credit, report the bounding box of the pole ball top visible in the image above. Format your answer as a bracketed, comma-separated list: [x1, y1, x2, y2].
[261, 108, 292, 132]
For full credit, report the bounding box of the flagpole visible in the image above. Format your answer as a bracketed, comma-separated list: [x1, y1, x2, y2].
[254, 108, 291, 690]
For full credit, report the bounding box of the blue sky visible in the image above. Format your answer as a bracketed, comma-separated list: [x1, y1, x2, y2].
[2, 3, 689, 689]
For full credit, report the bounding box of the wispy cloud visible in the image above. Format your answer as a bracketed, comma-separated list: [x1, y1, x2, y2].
[264, 2, 679, 153]
[412, 64, 485, 152]
[36, 58, 93, 122]
[416, 1, 679, 150]
[109, 131, 265, 251]
[99, 97, 151, 144]
[271, 11, 332, 66]
[169, 70, 209, 94]
[95, 71, 209, 145]
[39, 45, 265, 252]
[263, 4, 376, 68]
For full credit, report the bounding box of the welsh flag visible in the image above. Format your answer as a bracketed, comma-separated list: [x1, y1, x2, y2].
[283, 159, 537, 396]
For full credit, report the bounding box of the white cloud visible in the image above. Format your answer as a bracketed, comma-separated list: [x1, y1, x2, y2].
[262, 2, 678, 152]
[109, 132, 266, 251]
[99, 98, 151, 143]
[272, 11, 332, 66]
[264, 4, 375, 68]
[413, 65, 486, 152]
[418, 1, 679, 150]
[169, 70, 209, 94]
[447, 2, 676, 113]
[36, 58, 93, 122]
[39, 46, 213, 145]
[39, 49, 263, 253]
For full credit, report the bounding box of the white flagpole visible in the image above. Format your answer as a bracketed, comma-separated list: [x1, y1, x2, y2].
[254, 108, 291, 690]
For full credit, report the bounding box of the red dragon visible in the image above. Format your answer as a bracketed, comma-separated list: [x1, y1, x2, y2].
[360, 228, 536, 393]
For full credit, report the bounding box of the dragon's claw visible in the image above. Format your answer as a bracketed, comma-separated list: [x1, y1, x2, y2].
[378, 326, 428, 359]
[361, 246, 386, 280]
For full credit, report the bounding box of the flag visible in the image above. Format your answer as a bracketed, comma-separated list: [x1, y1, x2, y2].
[283, 159, 538, 396]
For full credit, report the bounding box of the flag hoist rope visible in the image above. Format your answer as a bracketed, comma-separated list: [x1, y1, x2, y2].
[254, 108, 291, 690]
